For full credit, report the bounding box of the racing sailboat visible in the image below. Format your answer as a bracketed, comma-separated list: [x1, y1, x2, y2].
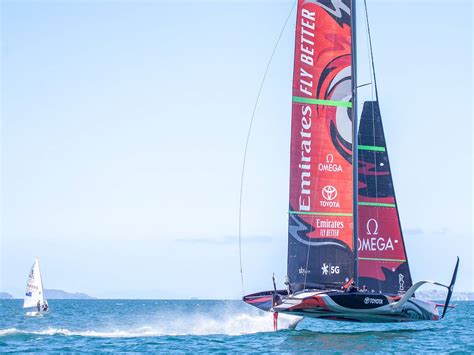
[24, 258, 49, 316]
[243, 0, 459, 323]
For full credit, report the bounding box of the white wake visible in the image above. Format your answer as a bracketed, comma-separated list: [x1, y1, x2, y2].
[1, 312, 301, 337]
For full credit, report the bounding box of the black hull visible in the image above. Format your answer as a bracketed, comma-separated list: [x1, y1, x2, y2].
[243, 289, 440, 323]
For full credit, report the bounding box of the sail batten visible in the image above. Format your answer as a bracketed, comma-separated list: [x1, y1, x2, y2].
[292, 97, 353, 108]
[290, 211, 353, 217]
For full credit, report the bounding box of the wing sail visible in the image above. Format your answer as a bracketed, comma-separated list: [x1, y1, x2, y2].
[287, 0, 355, 291]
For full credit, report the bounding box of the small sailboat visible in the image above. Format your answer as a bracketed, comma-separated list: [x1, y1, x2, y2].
[24, 258, 49, 316]
[243, 0, 459, 324]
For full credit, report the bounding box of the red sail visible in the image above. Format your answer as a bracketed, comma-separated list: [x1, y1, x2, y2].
[357, 101, 412, 294]
[287, 0, 354, 290]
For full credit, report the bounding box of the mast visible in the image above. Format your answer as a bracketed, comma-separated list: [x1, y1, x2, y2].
[351, 0, 359, 286]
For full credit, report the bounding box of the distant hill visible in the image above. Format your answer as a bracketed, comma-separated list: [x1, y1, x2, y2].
[417, 290, 474, 301]
[44, 289, 95, 299]
[0, 292, 13, 299]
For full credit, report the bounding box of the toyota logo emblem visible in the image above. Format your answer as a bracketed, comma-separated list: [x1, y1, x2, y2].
[322, 185, 338, 201]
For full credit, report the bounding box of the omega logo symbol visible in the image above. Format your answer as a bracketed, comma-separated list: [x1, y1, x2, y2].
[366, 218, 379, 235]
[322, 185, 338, 201]
[326, 154, 334, 163]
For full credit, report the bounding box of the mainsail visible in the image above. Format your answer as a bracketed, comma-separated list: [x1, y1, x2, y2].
[24, 259, 46, 308]
[357, 101, 412, 294]
[287, 0, 355, 290]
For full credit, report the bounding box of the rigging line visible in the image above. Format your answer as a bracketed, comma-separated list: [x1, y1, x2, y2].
[362, 0, 377, 197]
[363, 0, 379, 277]
[364, 0, 383, 291]
[364, 0, 379, 101]
[357, 82, 372, 89]
[365, 0, 378, 220]
[238, 0, 297, 297]
[365, 1, 413, 289]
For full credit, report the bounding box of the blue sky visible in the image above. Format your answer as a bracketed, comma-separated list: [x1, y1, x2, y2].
[1, 0, 472, 299]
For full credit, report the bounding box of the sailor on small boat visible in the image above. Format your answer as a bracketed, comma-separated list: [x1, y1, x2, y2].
[37, 300, 41, 312]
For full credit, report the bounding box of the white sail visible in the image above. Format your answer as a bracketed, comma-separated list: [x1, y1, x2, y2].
[23, 258, 46, 308]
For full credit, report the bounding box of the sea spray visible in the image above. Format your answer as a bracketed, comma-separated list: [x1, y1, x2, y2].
[1, 311, 300, 338]
[0, 313, 299, 338]
[144, 312, 301, 336]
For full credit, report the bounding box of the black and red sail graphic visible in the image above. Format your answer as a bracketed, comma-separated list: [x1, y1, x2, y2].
[357, 101, 412, 294]
[287, 0, 354, 290]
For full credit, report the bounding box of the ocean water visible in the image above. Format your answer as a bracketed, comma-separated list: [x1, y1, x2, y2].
[1, 299, 473, 352]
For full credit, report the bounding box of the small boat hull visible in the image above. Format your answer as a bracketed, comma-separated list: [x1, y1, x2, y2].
[244, 289, 440, 323]
[25, 310, 49, 317]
